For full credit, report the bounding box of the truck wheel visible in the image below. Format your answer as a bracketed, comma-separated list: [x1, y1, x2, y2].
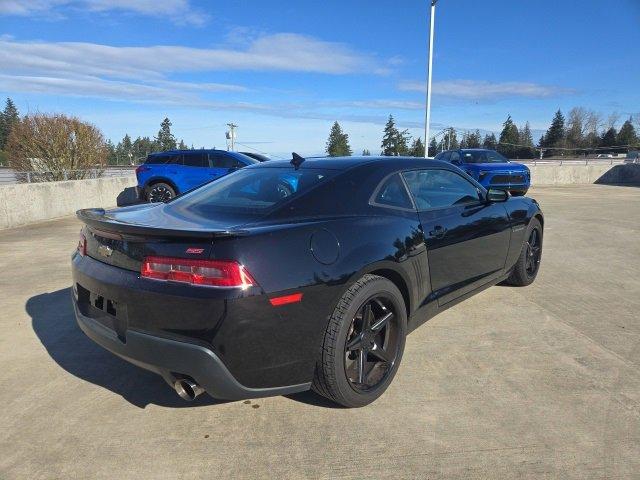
[312, 274, 407, 408]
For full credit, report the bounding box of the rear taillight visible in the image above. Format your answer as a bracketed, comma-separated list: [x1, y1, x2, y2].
[141, 257, 256, 288]
[77, 232, 86, 256]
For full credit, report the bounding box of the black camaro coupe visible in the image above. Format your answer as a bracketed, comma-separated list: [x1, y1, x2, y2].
[72, 155, 543, 407]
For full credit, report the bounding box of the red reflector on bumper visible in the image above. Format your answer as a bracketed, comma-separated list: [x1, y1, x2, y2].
[269, 293, 303, 306]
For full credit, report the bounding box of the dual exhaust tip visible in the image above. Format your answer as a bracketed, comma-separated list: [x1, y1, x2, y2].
[173, 378, 204, 401]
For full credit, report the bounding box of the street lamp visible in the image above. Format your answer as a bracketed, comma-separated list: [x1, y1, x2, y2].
[424, 0, 438, 158]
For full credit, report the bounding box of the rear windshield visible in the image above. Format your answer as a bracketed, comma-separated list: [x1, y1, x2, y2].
[461, 151, 509, 164]
[165, 167, 337, 217]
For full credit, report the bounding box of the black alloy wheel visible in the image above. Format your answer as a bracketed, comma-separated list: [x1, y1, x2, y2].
[525, 228, 542, 278]
[344, 296, 400, 391]
[505, 217, 543, 286]
[312, 274, 407, 407]
[147, 183, 176, 203]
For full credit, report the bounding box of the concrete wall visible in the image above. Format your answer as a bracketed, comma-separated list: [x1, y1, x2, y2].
[1, 164, 638, 230]
[529, 163, 637, 186]
[0, 176, 136, 230]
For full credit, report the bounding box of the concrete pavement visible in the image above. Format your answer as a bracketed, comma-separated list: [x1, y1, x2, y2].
[0, 184, 639, 479]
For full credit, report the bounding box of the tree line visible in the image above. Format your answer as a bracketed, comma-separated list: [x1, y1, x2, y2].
[0, 95, 193, 174]
[326, 108, 639, 159]
[327, 116, 427, 158]
[106, 117, 191, 165]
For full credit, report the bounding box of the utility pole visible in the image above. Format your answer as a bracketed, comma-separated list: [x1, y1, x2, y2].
[226, 123, 238, 151]
[423, 0, 438, 158]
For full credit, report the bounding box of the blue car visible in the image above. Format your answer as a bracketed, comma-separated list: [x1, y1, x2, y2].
[135, 149, 258, 202]
[435, 149, 530, 196]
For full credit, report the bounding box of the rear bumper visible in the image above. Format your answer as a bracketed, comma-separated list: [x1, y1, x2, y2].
[72, 293, 310, 400]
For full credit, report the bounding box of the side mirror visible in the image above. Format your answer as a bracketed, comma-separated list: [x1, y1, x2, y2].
[486, 188, 509, 202]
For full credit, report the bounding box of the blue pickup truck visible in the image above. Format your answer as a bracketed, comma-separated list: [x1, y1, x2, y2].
[135, 149, 258, 202]
[435, 148, 531, 196]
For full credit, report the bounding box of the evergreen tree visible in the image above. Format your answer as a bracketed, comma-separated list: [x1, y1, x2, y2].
[178, 139, 188, 150]
[325, 121, 352, 156]
[409, 137, 425, 157]
[380, 115, 410, 155]
[428, 137, 438, 157]
[132, 136, 157, 162]
[381, 115, 399, 155]
[105, 139, 117, 165]
[600, 127, 617, 152]
[517, 122, 535, 158]
[498, 115, 519, 158]
[362, 149, 371, 156]
[465, 130, 482, 148]
[155, 117, 177, 151]
[541, 110, 566, 156]
[482, 133, 498, 150]
[0, 98, 20, 150]
[616, 119, 638, 152]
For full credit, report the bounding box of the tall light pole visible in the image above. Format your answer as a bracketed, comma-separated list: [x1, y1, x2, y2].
[424, 0, 438, 158]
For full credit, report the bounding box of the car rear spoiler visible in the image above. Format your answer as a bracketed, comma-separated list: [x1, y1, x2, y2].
[76, 208, 249, 239]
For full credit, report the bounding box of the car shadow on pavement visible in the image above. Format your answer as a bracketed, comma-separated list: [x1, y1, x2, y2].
[27, 288, 226, 409]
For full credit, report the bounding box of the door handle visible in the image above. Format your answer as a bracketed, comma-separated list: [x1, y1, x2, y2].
[428, 225, 447, 239]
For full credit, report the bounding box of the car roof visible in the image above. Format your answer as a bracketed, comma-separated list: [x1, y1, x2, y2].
[150, 149, 232, 154]
[148, 149, 257, 162]
[250, 155, 452, 171]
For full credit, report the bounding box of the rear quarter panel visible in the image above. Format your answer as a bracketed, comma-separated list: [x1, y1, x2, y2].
[206, 211, 426, 388]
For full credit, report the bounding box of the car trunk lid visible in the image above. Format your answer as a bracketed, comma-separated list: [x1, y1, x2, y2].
[77, 204, 251, 272]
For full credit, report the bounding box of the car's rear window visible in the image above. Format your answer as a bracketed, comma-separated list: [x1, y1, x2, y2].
[165, 167, 338, 217]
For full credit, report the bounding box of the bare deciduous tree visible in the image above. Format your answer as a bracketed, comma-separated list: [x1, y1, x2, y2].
[6, 113, 107, 182]
[605, 112, 621, 131]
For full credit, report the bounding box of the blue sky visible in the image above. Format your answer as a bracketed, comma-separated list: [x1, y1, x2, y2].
[1, 0, 639, 156]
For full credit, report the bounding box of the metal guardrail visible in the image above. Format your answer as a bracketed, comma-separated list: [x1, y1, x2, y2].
[0, 159, 635, 185]
[519, 158, 628, 166]
[0, 166, 135, 185]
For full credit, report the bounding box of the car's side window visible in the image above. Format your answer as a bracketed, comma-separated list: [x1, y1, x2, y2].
[183, 153, 207, 168]
[148, 154, 181, 164]
[209, 153, 241, 169]
[402, 169, 481, 210]
[371, 173, 414, 210]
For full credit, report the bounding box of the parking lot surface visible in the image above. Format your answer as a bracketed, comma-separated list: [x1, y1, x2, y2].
[1, 184, 639, 479]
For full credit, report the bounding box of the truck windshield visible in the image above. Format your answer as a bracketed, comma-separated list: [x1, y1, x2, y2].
[462, 151, 509, 164]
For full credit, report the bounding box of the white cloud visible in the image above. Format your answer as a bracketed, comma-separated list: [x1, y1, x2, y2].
[0, 74, 248, 103]
[0, 36, 394, 124]
[0, 35, 380, 79]
[0, 0, 209, 26]
[398, 79, 573, 99]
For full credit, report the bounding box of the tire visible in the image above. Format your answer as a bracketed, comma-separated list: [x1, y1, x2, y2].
[505, 218, 543, 286]
[312, 274, 407, 408]
[145, 182, 176, 203]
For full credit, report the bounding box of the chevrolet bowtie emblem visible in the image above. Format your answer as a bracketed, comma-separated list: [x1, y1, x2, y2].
[98, 245, 113, 258]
